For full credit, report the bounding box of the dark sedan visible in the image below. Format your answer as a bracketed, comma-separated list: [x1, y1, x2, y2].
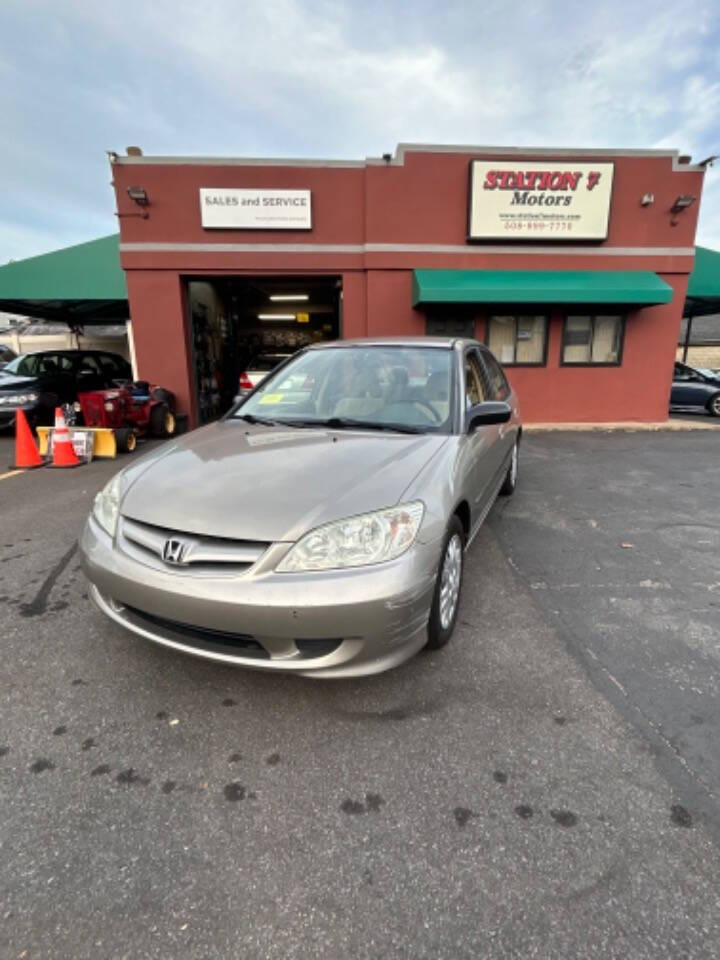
[670, 361, 720, 418]
[0, 349, 132, 430]
[0, 343, 17, 369]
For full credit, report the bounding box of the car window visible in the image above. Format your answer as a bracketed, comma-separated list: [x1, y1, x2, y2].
[3, 354, 40, 376]
[79, 355, 103, 375]
[250, 354, 291, 372]
[235, 345, 453, 433]
[98, 354, 130, 379]
[464, 352, 487, 408]
[674, 363, 695, 381]
[35, 353, 63, 375]
[481, 350, 510, 401]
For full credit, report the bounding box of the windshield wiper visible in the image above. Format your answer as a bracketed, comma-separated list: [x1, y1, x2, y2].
[285, 417, 426, 434]
[232, 413, 280, 426]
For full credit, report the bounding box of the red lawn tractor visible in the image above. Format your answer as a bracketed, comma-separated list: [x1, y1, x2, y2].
[65, 381, 177, 453]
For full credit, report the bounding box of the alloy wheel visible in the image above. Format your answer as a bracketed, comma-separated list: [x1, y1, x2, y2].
[439, 533, 463, 630]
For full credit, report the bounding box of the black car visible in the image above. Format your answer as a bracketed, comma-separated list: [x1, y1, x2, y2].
[0, 343, 16, 369]
[0, 349, 132, 430]
[670, 361, 720, 418]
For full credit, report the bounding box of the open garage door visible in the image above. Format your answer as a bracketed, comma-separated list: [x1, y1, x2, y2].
[186, 275, 341, 424]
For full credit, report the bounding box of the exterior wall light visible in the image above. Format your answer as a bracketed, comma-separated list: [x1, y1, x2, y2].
[670, 195, 696, 213]
[670, 194, 696, 226]
[127, 186, 150, 207]
[118, 186, 151, 220]
[641, 193, 654, 206]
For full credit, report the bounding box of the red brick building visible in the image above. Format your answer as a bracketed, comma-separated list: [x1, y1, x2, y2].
[111, 144, 705, 426]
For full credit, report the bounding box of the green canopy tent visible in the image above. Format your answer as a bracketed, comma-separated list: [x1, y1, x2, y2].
[681, 246, 720, 360]
[0, 234, 127, 327]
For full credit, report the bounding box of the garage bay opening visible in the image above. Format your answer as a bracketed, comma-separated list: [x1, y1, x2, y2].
[186, 275, 341, 423]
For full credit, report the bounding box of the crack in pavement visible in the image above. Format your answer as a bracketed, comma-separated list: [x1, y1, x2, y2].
[584, 643, 720, 807]
[489, 519, 720, 841]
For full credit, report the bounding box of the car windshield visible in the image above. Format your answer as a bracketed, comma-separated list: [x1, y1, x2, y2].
[2, 355, 37, 376]
[233, 345, 453, 433]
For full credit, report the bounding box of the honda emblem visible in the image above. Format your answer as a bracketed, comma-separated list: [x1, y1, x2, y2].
[162, 538, 187, 565]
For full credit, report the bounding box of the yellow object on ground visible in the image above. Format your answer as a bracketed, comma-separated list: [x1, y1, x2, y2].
[36, 426, 117, 458]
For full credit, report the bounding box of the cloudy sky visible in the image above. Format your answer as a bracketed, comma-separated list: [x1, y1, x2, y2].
[1, 0, 719, 263]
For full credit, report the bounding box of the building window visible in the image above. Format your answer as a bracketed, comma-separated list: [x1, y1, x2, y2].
[487, 315, 547, 366]
[426, 316, 476, 338]
[562, 315, 624, 365]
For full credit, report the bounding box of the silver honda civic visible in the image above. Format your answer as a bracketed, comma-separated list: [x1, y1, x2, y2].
[80, 338, 521, 677]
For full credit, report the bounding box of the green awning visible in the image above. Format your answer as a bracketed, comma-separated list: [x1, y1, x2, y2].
[684, 246, 720, 318]
[0, 234, 128, 325]
[412, 269, 673, 307]
[687, 247, 720, 299]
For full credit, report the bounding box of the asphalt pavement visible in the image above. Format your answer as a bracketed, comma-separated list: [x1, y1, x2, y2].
[1, 429, 720, 959]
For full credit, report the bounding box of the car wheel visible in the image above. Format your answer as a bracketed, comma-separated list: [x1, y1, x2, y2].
[149, 403, 176, 437]
[425, 516, 465, 650]
[707, 393, 720, 418]
[499, 439, 519, 496]
[115, 427, 137, 453]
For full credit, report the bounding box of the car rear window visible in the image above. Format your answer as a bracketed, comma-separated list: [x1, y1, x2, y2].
[250, 355, 291, 371]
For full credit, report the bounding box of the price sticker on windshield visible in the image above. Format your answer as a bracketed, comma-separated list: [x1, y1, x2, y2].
[259, 393, 284, 404]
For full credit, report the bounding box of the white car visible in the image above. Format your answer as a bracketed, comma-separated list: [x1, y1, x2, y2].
[237, 353, 292, 396]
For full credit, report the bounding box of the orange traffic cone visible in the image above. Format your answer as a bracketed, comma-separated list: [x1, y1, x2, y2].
[48, 407, 82, 468]
[11, 408, 45, 469]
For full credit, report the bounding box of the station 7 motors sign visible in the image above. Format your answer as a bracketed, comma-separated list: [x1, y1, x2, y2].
[468, 161, 614, 241]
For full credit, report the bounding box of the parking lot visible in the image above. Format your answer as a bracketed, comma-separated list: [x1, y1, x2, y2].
[1, 429, 720, 959]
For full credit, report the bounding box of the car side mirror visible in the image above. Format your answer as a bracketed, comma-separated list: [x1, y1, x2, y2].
[466, 401, 512, 432]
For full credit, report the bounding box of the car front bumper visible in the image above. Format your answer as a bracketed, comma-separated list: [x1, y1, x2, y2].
[0, 401, 39, 427]
[80, 515, 441, 678]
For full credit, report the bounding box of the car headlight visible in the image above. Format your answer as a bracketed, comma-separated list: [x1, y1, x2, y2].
[92, 471, 124, 538]
[0, 392, 38, 405]
[276, 501, 425, 572]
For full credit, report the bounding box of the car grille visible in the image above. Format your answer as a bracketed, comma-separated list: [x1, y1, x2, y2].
[124, 605, 269, 658]
[119, 516, 270, 576]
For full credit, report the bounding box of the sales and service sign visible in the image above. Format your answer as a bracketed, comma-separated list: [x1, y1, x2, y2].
[200, 188, 312, 230]
[468, 161, 614, 240]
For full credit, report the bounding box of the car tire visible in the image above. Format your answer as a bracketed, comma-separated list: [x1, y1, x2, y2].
[151, 387, 174, 404]
[707, 393, 720, 418]
[499, 439, 519, 496]
[115, 427, 137, 453]
[425, 516, 465, 651]
[150, 403, 176, 437]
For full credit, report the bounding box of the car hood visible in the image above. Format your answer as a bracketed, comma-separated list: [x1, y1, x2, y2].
[0, 374, 39, 391]
[120, 421, 449, 542]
